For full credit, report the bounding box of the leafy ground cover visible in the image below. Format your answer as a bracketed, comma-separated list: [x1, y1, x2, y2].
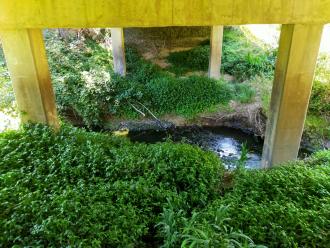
[0, 125, 329, 247]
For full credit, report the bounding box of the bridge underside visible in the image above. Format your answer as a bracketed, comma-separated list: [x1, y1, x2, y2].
[0, 0, 330, 28]
[0, 0, 328, 166]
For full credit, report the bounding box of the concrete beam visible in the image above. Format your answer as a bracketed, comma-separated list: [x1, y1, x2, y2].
[262, 24, 323, 167]
[111, 28, 126, 76]
[208, 26, 223, 79]
[0, 29, 59, 128]
[0, 1, 330, 29]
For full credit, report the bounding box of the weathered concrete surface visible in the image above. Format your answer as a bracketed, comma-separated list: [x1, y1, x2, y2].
[0, 29, 59, 128]
[261, 24, 324, 167]
[111, 28, 126, 76]
[1, 1, 330, 28]
[208, 26, 223, 79]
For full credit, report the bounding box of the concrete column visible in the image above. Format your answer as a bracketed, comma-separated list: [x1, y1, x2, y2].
[208, 26, 223, 79]
[0, 29, 59, 128]
[262, 24, 323, 167]
[111, 28, 126, 76]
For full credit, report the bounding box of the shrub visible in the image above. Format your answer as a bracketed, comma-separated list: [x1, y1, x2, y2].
[145, 75, 235, 117]
[0, 125, 224, 246]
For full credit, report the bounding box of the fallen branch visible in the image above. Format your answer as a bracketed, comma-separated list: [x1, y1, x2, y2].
[136, 101, 165, 129]
[129, 103, 146, 117]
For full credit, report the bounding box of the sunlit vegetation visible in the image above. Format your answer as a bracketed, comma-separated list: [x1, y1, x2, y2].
[0, 46, 19, 132]
[167, 27, 276, 80]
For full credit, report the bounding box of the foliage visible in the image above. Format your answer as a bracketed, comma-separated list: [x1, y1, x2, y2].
[166, 45, 210, 74]
[309, 81, 330, 117]
[222, 27, 276, 81]
[145, 76, 235, 116]
[46, 31, 251, 126]
[157, 204, 264, 248]
[232, 83, 256, 104]
[46, 32, 142, 127]
[167, 27, 276, 81]
[213, 153, 330, 248]
[0, 45, 15, 112]
[237, 142, 249, 168]
[0, 125, 224, 247]
[308, 54, 330, 117]
[1, 125, 330, 246]
[305, 53, 330, 146]
[304, 115, 330, 148]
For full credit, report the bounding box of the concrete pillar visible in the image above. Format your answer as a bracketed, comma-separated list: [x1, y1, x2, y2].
[111, 28, 126, 76]
[262, 24, 323, 167]
[208, 26, 223, 79]
[0, 29, 59, 128]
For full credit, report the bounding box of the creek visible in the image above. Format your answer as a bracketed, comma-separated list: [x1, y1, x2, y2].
[128, 126, 264, 169]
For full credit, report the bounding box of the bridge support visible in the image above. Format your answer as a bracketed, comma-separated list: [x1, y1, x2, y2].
[208, 26, 223, 80]
[111, 28, 126, 76]
[0, 29, 59, 128]
[262, 24, 323, 167]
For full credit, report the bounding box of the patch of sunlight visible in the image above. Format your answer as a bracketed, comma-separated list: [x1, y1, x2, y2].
[243, 24, 280, 48]
[320, 25, 330, 54]
[244, 24, 330, 54]
[0, 110, 20, 132]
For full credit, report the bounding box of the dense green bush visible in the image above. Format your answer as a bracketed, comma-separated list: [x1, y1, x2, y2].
[145, 76, 234, 116]
[167, 27, 276, 81]
[0, 125, 224, 247]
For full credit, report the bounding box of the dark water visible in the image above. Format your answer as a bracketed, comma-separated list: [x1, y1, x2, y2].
[128, 126, 264, 169]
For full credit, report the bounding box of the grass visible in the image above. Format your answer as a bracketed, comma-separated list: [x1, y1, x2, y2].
[0, 125, 329, 247]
